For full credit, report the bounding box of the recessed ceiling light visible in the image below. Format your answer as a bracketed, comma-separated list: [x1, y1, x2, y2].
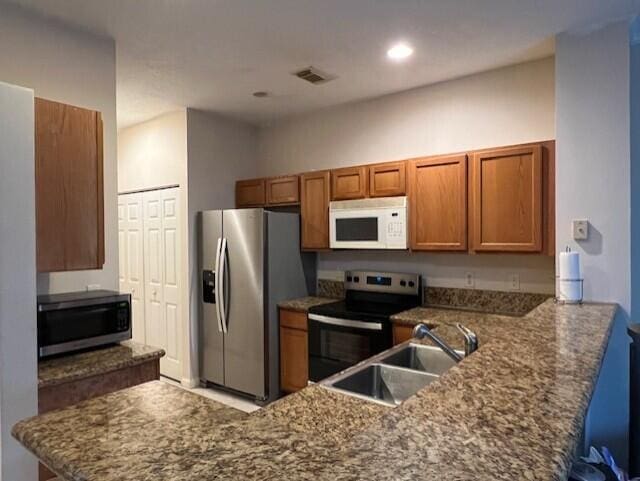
[252, 91, 269, 98]
[387, 43, 414, 61]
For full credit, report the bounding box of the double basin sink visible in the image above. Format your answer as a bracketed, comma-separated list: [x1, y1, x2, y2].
[321, 342, 463, 407]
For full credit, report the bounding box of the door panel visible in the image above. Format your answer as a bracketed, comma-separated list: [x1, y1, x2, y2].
[118, 193, 146, 343]
[143, 188, 182, 381]
[200, 210, 224, 385]
[223, 209, 265, 397]
[159, 188, 181, 379]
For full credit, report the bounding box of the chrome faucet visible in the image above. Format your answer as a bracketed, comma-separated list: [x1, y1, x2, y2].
[412, 323, 478, 363]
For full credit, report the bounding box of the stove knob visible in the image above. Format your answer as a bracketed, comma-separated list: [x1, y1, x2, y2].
[354, 276, 360, 283]
[346, 276, 353, 282]
[400, 280, 407, 287]
[408, 281, 415, 288]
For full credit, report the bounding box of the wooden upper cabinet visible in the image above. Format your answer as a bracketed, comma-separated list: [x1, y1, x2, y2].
[470, 144, 543, 252]
[369, 161, 406, 197]
[300, 171, 330, 250]
[236, 178, 266, 207]
[266, 175, 299, 206]
[331, 166, 368, 200]
[408, 155, 468, 251]
[35, 98, 104, 272]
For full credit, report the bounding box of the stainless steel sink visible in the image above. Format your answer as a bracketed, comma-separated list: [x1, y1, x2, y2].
[379, 343, 462, 376]
[320, 342, 464, 407]
[326, 363, 438, 407]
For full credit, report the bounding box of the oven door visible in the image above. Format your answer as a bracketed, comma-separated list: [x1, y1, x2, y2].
[308, 314, 392, 382]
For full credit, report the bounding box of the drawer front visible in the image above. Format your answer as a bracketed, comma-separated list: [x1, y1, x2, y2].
[279, 308, 308, 331]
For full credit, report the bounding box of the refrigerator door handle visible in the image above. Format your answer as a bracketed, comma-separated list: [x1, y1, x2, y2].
[214, 237, 224, 333]
[219, 237, 229, 334]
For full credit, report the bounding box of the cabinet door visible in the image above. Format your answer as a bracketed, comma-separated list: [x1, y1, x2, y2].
[331, 166, 368, 200]
[392, 324, 414, 345]
[408, 155, 467, 251]
[300, 171, 330, 250]
[279, 326, 308, 393]
[236, 178, 266, 207]
[266, 175, 299, 205]
[471, 145, 542, 252]
[35, 98, 104, 272]
[370, 161, 406, 197]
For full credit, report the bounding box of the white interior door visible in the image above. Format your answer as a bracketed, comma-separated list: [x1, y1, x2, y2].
[118, 193, 146, 343]
[143, 188, 182, 381]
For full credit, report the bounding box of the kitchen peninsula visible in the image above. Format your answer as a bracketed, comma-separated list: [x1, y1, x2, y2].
[14, 300, 615, 481]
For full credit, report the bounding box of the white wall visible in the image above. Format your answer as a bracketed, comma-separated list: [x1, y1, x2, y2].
[258, 57, 556, 293]
[117, 110, 190, 384]
[118, 110, 188, 192]
[0, 3, 118, 295]
[556, 21, 631, 466]
[186, 109, 259, 381]
[0, 82, 37, 481]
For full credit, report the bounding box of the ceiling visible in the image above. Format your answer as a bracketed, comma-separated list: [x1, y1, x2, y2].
[8, 0, 640, 128]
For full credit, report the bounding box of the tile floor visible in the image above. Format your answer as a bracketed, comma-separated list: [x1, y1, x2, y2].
[161, 376, 261, 413]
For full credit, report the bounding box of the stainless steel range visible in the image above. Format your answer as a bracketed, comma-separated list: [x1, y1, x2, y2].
[307, 271, 421, 382]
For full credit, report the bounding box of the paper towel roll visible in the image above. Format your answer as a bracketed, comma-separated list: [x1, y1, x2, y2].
[559, 251, 581, 280]
[558, 250, 582, 302]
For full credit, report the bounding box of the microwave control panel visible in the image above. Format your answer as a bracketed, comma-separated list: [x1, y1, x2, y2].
[384, 211, 407, 247]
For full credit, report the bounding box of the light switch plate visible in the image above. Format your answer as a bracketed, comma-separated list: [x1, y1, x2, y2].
[572, 219, 589, 240]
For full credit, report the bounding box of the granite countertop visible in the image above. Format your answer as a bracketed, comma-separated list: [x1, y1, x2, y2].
[277, 296, 338, 313]
[38, 341, 165, 388]
[14, 299, 616, 480]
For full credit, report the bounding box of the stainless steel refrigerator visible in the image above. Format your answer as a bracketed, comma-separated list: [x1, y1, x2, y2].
[199, 209, 315, 402]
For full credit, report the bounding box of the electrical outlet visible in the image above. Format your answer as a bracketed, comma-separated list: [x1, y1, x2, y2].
[465, 272, 475, 288]
[508, 274, 520, 291]
[86, 284, 101, 291]
[572, 219, 589, 240]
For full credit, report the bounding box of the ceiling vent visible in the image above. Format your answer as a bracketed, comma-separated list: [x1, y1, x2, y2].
[293, 66, 335, 85]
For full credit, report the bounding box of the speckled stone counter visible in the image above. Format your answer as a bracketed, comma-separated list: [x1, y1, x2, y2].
[277, 296, 337, 313]
[39, 340, 165, 388]
[14, 300, 616, 481]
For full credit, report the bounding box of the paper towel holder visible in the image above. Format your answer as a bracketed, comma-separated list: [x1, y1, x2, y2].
[554, 276, 584, 305]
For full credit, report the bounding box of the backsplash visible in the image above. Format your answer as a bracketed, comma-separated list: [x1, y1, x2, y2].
[317, 279, 345, 299]
[424, 286, 551, 316]
[316, 279, 550, 316]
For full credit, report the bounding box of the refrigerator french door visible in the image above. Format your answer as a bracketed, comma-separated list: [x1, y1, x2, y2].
[200, 209, 314, 401]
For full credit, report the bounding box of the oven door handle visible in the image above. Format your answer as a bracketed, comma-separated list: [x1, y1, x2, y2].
[308, 314, 383, 331]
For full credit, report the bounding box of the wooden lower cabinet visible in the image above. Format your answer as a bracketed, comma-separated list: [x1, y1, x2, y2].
[392, 324, 414, 345]
[279, 308, 309, 393]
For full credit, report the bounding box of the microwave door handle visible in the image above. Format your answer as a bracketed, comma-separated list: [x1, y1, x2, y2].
[214, 238, 224, 333]
[219, 237, 228, 334]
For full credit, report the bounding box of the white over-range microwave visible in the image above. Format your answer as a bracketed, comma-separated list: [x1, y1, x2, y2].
[329, 196, 408, 249]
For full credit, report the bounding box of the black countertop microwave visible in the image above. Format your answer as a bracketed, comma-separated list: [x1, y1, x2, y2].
[37, 290, 131, 359]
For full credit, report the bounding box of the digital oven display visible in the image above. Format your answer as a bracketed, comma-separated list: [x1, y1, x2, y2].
[367, 275, 392, 286]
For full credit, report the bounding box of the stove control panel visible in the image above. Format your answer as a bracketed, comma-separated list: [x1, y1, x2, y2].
[344, 270, 421, 296]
